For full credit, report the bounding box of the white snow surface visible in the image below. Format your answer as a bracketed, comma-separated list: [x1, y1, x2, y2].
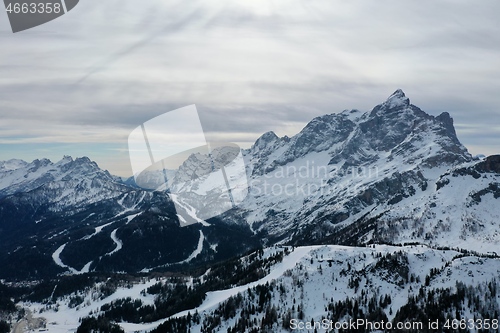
[178, 230, 205, 264]
[107, 229, 123, 256]
[52, 244, 91, 275]
[27, 244, 500, 333]
[52, 244, 77, 274]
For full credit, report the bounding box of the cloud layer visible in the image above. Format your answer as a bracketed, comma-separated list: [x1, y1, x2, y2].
[0, 0, 499, 175]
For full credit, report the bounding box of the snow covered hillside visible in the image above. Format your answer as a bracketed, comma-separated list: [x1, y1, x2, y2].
[214, 90, 500, 253]
[17, 245, 500, 333]
[0, 156, 256, 280]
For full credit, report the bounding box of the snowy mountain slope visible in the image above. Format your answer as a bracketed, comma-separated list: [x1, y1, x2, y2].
[20, 245, 500, 333]
[0, 90, 498, 280]
[371, 156, 500, 252]
[122, 169, 177, 190]
[212, 90, 499, 253]
[0, 156, 122, 202]
[0, 156, 257, 279]
[2, 90, 500, 333]
[154, 245, 500, 332]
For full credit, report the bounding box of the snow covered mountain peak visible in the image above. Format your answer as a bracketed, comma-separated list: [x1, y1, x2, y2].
[252, 131, 280, 151]
[57, 155, 74, 163]
[0, 155, 121, 200]
[369, 89, 414, 118]
[382, 88, 410, 109]
[0, 158, 28, 171]
[215, 91, 495, 252]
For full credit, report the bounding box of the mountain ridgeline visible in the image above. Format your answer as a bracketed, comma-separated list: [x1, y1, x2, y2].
[0, 90, 499, 280]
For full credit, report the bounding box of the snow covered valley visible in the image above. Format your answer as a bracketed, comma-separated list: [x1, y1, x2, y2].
[6, 244, 500, 333]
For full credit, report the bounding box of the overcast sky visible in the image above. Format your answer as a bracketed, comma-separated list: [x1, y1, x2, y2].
[0, 0, 499, 176]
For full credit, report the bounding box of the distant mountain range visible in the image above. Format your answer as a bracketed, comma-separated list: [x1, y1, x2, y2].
[1, 90, 499, 280]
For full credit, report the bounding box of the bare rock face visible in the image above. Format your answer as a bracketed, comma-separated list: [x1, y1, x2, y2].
[476, 155, 500, 174]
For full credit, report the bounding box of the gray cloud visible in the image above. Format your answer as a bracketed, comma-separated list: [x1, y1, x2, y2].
[0, 0, 499, 175]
